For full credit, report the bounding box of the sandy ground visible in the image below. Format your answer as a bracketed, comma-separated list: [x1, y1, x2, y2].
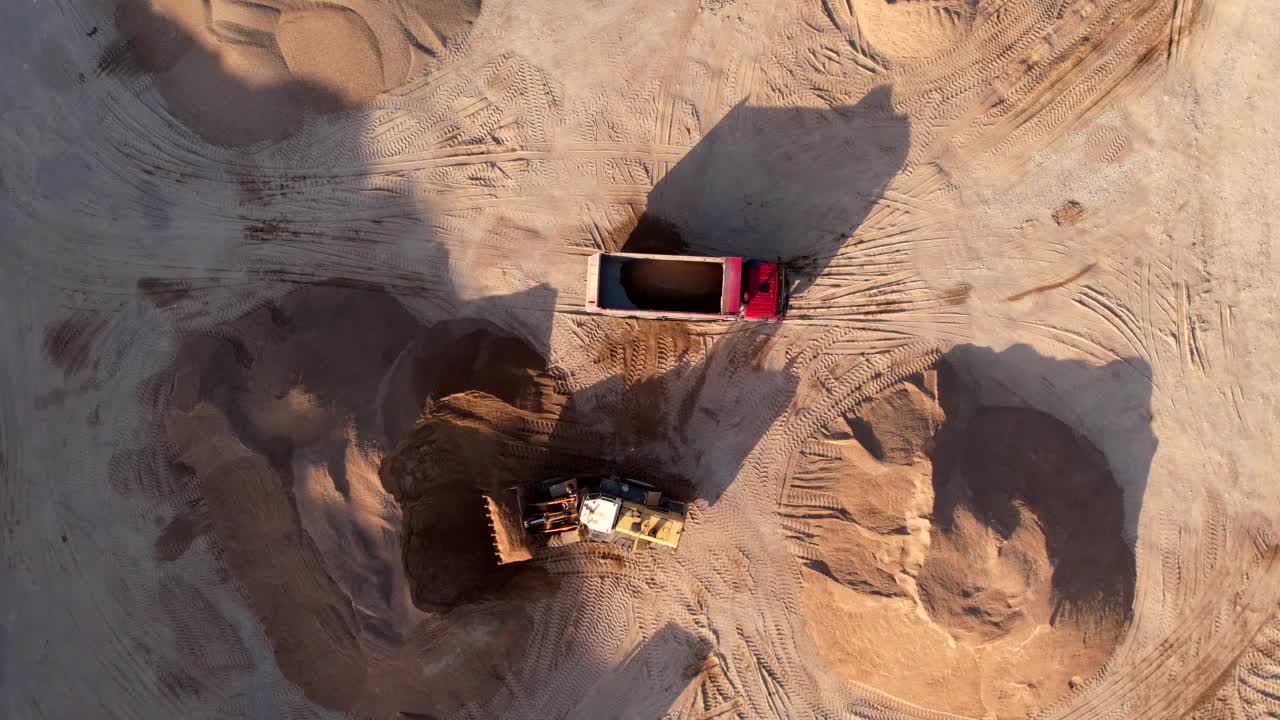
[3, 0, 1280, 719]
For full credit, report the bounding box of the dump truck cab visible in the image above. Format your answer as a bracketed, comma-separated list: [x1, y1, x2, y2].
[742, 259, 786, 320]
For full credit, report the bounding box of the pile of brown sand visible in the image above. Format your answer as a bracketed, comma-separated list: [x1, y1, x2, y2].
[400, 0, 484, 53]
[378, 383, 696, 606]
[113, 0, 482, 145]
[785, 362, 1134, 718]
[379, 391, 573, 608]
[276, 7, 386, 112]
[842, 0, 977, 62]
[154, 284, 550, 716]
[919, 404, 1134, 646]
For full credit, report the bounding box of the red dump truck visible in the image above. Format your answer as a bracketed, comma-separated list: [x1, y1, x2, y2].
[584, 252, 787, 322]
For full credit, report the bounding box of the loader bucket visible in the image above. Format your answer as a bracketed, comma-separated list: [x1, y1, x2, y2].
[482, 487, 533, 565]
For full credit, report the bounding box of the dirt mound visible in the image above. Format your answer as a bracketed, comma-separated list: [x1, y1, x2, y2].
[112, 0, 479, 145]
[788, 361, 1134, 718]
[277, 7, 385, 111]
[399, 0, 483, 54]
[920, 405, 1134, 644]
[379, 391, 570, 607]
[378, 381, 694, 606]
[160, 283, 549, 715]
[845, 0, 977, 63]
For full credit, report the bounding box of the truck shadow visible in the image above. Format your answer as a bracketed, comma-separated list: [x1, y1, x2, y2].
[634, 86, 910, 294]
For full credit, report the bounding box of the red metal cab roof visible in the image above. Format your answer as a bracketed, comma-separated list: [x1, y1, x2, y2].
[743, 262, 782, 320]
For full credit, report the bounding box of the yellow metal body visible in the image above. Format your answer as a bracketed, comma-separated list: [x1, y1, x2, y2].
[613, 501, 686, 549]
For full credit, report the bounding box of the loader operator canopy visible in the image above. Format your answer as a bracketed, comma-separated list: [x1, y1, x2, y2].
[580, 495, 622, 534]
[484, 475, 690, 565]
[614, 502, 685, 549]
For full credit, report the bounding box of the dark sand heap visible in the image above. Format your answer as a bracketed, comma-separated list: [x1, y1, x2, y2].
[152, 284, 546, 717]
[790, 360, 1135, 718]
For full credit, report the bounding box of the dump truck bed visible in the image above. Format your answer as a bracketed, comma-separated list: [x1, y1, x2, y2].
[586, 252, 742, 320]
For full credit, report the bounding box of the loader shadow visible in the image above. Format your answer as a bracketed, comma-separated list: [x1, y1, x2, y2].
[545, 325, 799, 507]
[630, 86, 910, 294]
[562, 623, 714, 720]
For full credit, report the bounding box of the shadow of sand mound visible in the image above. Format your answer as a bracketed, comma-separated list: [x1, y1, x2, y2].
[786, 346, 1150, 718]
[921, 404, 1134, 645]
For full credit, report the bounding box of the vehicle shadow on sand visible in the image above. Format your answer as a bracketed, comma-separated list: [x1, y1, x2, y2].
[626, 86, 910, 297]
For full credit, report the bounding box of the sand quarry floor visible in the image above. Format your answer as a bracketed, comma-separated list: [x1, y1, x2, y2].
[3, 0, 1280, 719]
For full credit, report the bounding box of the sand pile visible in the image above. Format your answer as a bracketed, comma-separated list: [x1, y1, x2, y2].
[920, 404, 1134, 645]
[153, 283, 550, 716]
[379, 391, 571, 608]
[786, 362, 1134, 718]
[113, 0, 482, 144]
[842, 0, 978, 63]
[378, 364, 704, 606]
